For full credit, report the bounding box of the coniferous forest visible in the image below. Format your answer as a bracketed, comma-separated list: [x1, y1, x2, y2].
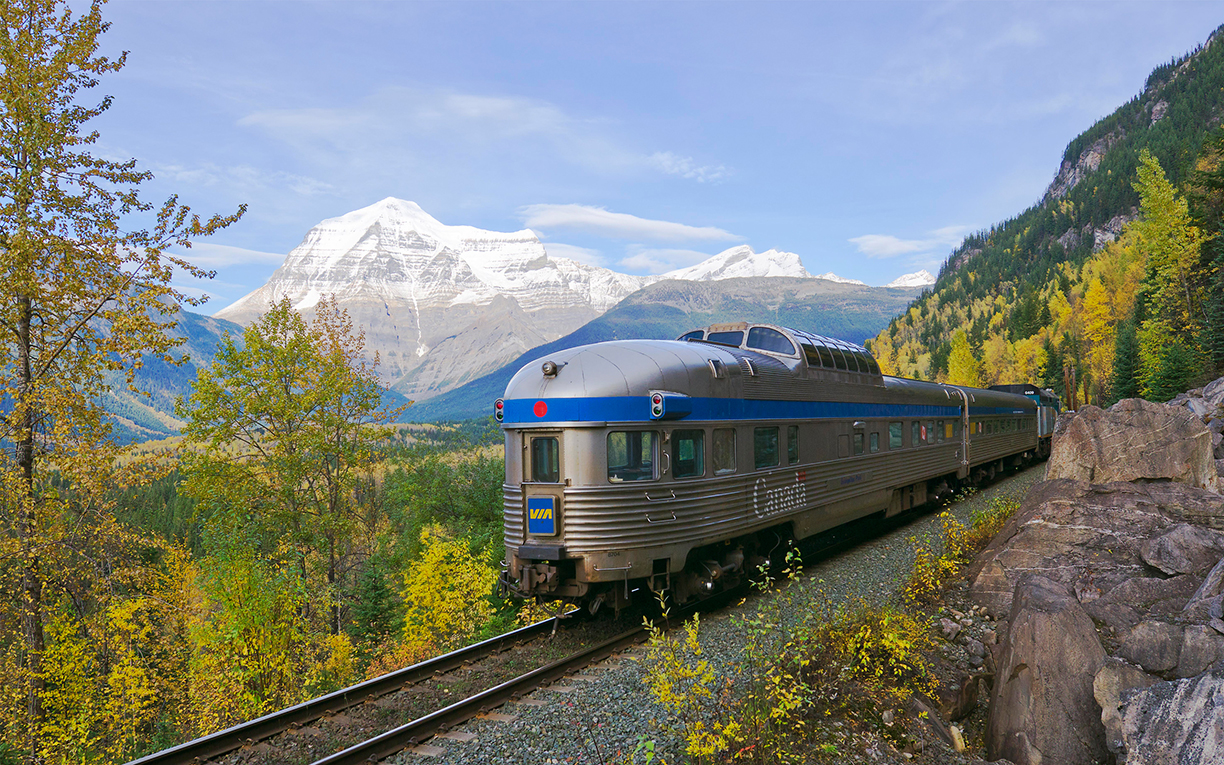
[868, 26, 1224, 405]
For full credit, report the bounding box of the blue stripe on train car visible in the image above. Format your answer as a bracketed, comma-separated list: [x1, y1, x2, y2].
[502, 396, 964, 426]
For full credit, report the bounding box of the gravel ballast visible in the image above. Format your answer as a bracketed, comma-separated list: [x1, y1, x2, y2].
[388, 465, 1046, 764]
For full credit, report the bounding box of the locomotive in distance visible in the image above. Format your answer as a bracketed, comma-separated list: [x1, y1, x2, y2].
[494, 321, 1059, 613]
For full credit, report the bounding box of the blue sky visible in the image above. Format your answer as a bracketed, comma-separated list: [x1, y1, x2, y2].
[92, 1, 1224, 313]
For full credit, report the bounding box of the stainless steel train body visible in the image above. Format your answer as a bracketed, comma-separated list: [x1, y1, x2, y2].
[496, 322, 1040, 609]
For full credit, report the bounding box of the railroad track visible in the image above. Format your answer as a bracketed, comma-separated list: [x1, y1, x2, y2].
[127, 617, 563, 765]
[311, 588, 739, 765]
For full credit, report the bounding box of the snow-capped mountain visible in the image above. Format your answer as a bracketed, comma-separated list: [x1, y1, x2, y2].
[814, 272, 867, 286]
[216, 198, 652, 396]
[216, 200, 903, 402]
[661, 245, 811, 281]
[884, 270, 936, 288]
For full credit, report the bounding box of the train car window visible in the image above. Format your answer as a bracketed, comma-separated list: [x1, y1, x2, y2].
[799, 339, 823, 367]
[672, 430, 705, 479]
[713, 429, 737, 474]
[853, 433, 864, 455]
[531, 437, 560, 483]
[855, 352, 873, 373]
[754, 427, 780, 469]
[869, 432, 880, 453]
[787, 425, 800, 464]
[866, 356, 882, 375]
[926, 421, 935, 443]
[911, 421, 921, 446]
[936, 420, 945, 443]
[817, 344, 837, 368]
[829, 347, 849, 371]
[679, 330, 704, 342]
[707, 331, 744, 347]
[953, 421, 962, 437]
[747, 327, 797, 356]
[607, 431, 656, 482]
[889, 422, 903, 449]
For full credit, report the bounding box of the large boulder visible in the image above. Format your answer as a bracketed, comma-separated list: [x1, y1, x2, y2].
[967, 480, 1224, 617]
[1141, 524, 1224, 576]
[1116, 671, 1224, 764]
[986, 576, 1108, 765]
[1094, 659, 1158, 756]
[1046, 399, 1219, 493]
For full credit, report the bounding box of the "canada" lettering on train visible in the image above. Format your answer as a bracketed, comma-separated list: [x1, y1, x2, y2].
[753, 475, 807, 519]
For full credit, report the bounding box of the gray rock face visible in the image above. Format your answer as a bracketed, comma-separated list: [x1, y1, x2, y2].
[1118, 671, 1224, 764]
[1094, 659, 1158, 756]
[987, 576, 1107, 765]
[1142, 524, 1224, 576]
[968, 480, 1224, 617]
[1119, 621, 1185, 673]
[1045, 399, 1219, 492]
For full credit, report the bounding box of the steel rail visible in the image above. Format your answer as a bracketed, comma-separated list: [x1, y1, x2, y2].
[309, 587, 743, 765]
[125, 617, 561, 765]
[310, 625, 648, 765]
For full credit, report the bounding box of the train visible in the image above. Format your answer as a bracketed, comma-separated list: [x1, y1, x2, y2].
[493, 321, 1060, 613]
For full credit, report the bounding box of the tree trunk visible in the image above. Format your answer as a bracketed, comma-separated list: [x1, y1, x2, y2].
[16, 293, 44, 751]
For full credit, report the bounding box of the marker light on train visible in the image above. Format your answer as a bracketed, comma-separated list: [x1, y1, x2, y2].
[494, 398, 504, 422]
[650, 392, 664, 418]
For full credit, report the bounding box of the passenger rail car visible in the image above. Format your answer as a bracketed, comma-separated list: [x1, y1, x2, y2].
[495, 322, 1042, 612]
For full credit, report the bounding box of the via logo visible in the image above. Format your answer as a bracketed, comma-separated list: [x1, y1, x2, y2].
[527, 496, 556, 535]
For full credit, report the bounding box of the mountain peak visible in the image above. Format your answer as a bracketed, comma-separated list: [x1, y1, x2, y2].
[663, 245, 811, 281]
[884, 270, 935, 288]
[814, 272, 866, 286]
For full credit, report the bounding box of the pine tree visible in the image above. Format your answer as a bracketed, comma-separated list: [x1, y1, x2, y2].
[1110, 315, 1141, 403]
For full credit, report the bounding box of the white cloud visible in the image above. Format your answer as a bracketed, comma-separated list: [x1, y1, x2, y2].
[647, 151, 730, 183]
[521, 204, 740, 242]
[542, 242, 606, 267]
[172, 242, 287, 268]
[619, 246, 712, 275]
[153, 162, 335, 197]
[849, 225, 969, 259]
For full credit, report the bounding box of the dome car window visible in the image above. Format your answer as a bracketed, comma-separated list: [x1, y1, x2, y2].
[672, 430, 705, 479]
[799, 339, 822, 367]
[531, 437, 559, 483]
[817, 345, 837, 368]
[679, 330, 705, 342]
[707, 331, 744, 347]
[607, 431, 656, 482]
[747, 327, 796, 355]
[829, 347, 849, 371]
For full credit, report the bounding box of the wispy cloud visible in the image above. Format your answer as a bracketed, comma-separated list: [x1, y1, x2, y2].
[647, 152, 730, 183]
[172, 242, 287, 268]
[849, 225, 968, 259]
[522, 204, 740, 242]
[543, 242, 607, 268]
[619, 246, 713, 275]
[153, 162, 335, 197]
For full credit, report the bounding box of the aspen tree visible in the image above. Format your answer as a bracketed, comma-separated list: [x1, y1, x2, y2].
[0, 0, 241, 752]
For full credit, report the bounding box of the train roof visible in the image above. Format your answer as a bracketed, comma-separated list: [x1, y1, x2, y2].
[500, 321, 1035, 425]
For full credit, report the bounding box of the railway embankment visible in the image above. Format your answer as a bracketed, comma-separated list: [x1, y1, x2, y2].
[966, 387, 1224, 765]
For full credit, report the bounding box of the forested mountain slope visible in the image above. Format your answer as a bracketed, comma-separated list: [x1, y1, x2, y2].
[869, 24, 1224, 406]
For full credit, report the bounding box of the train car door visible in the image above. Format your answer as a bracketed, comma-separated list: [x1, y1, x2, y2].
[523, 431, 564, 539]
